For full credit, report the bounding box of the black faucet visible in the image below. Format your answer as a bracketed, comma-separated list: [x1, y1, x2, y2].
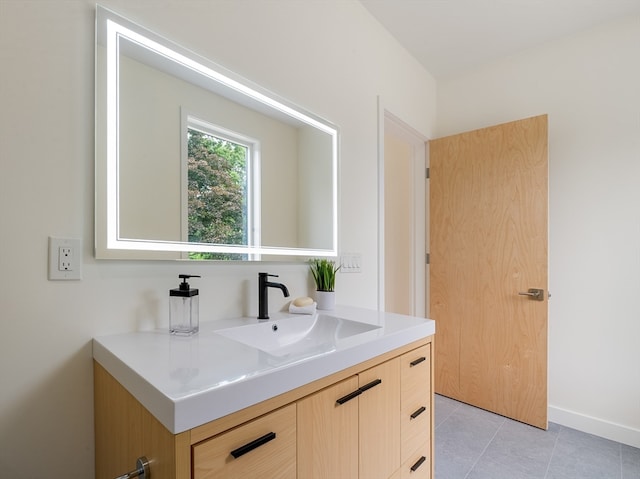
[258, 272, 290, 320]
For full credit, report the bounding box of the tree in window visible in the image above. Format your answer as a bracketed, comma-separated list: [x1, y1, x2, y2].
[187, 130, 248, 251]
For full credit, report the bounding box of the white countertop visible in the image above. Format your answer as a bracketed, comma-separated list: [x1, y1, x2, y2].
[93, 305, 435, 434]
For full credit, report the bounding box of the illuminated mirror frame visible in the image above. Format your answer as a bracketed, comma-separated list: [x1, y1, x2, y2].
[96, 6, 339, 259]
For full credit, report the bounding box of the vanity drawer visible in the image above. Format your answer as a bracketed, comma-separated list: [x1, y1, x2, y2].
[401, 344, 431, 463]
[400, 441, 431, 479]
[192, 403, 296, 479]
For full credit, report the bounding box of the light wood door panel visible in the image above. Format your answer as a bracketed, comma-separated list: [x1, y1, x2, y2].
[430, 115, 548, 429]
[359, 358, 401, 479]
[297, 376, 359, 478]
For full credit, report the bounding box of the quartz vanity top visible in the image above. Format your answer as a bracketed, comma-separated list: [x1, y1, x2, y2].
[92, 305, 435, 434]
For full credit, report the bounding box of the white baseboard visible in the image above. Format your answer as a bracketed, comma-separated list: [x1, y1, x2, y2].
[549, 405, 640, 448]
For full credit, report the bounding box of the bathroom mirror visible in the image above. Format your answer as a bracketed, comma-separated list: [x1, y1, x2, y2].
[95, 6, 338, 260]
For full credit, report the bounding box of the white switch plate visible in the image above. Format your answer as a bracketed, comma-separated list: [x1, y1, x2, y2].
[340, 252, 362, 273]
[48, 237, 82, 280]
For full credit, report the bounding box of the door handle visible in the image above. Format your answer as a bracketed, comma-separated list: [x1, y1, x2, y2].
[518, 288, 544, 301]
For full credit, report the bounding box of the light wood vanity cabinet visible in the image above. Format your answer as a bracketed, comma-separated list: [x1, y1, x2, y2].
[94, 337, 433, 479]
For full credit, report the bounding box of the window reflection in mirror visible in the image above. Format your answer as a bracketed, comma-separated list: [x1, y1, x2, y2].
[186, 118, 255, 261]
[95, 5, 338, 260]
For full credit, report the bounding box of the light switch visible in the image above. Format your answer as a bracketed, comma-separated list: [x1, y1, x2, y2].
[340, 253, 362, 273]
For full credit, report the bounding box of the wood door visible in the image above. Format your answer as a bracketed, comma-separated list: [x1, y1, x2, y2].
[430, 115, 548, 429]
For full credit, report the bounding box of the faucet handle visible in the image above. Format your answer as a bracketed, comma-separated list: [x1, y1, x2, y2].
[259, 272, 279, 278]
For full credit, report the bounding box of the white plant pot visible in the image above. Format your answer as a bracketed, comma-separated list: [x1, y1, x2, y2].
[315, 291, 336, 311]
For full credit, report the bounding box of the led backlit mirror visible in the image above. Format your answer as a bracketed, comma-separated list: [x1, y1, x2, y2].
[95, 6, 338, 260]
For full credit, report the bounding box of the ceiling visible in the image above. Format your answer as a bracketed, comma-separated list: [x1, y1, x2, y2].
[359, 0, 640, 79]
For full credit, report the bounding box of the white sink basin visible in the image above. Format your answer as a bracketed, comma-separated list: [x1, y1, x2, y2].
[214, 314, 381, 358]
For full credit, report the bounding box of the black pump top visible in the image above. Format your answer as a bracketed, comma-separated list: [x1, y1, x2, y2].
[171, 274, 200, 297]
[178, 274, 200, 290]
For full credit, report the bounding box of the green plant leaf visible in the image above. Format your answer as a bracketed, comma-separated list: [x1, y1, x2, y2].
[309, 258, 340, 291]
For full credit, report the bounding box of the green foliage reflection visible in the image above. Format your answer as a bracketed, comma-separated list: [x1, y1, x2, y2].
[187, 129, 248, 260]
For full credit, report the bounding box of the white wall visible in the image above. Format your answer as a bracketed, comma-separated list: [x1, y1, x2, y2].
[0, 1, 436, 478]
[437, 16, 640, 447]
[297, 125, 334, 250]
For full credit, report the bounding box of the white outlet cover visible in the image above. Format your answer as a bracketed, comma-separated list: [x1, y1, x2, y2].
[48, 237, 82, 280]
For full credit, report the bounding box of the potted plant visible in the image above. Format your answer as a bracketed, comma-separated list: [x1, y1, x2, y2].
[309, 258, 340, 310]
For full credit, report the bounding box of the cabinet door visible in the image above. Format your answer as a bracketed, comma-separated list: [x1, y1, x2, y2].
[359, 357, 401, 479]
[401, 344, 431, 464]
[298, 376, 359, 478]
[193, 404, 296, 479]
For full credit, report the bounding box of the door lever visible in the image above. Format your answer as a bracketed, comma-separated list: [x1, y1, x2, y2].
[518, 288, 544, 301]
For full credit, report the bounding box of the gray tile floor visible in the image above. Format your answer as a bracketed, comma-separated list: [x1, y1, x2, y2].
[435, 394, 640, 479]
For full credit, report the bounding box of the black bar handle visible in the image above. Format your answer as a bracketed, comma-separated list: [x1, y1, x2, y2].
[336, 389, 362, 405]
[359, 378, 382, 393]
[230, 431, 276, 458]
[336, 378, 383, 405]
[410, 356, 426, 367]
[410, 406, 427, 420]
[410, 456, 427, 472]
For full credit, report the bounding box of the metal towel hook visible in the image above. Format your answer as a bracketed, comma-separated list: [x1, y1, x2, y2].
[115, 456, 150, 479]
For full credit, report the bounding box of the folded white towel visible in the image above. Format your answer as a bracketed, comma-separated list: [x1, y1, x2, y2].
[289, 301, 317, 315]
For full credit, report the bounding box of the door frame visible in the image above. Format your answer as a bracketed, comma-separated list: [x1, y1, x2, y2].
[377, 98, 428, 316]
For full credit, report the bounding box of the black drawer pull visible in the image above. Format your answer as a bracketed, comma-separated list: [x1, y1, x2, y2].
[410, 406, 427, 420]
[336, 389, 362, 405]
[230, 431, 276, 458]
[410, 356, 426, 367]
[410, 456, 427, 472]
[359, 378, 382, 393]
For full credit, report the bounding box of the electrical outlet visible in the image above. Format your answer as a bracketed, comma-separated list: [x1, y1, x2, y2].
[49, 237, 82, 280]
[58, 247, 73, 271]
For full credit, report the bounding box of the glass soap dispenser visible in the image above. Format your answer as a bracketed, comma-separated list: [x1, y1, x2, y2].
[170, 274, 200, 335]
